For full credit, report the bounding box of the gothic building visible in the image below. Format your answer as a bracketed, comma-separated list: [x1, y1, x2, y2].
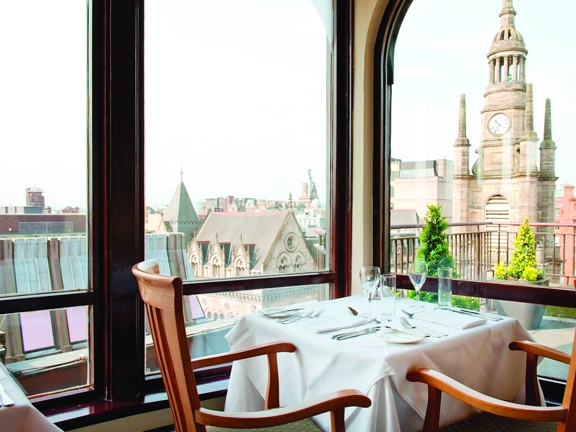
[188, 211, 315, 278]
[453, 0, 557, 228]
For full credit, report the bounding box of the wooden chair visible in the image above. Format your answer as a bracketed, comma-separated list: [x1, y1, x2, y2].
[407, 329, 575, 431]
[132, 259, 371, 432]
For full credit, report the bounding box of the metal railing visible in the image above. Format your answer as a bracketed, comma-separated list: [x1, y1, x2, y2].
[391, 221, 576, 286]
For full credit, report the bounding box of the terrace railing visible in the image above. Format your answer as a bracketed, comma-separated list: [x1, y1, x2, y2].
[391, 221, 576, 286]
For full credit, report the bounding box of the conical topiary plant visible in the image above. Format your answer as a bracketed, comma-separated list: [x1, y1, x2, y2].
[495, 218, 545, 282]
[416, 204, 456, 277]
[411, 205, 479, 309]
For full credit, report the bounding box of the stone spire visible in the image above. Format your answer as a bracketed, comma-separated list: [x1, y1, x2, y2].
[539, 98, 556, 178]
[541, 98, 554, 146]
[518, 84, 538, 174]
[456, 94, 469, 144]
[453, 94, 470, 178]
[499, 0, 516, 29]
[521, 84, 537, 140]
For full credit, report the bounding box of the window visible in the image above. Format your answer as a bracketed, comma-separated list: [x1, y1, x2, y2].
[0, 0, 353, 421]
[374, 0, 575, 384]
[143, 0, 349, 374]
[0, 0, 90, 397]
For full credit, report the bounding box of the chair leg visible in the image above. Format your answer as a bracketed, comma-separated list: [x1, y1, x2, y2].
[422, 386, 442, 432]
[330, 408, 346, 432]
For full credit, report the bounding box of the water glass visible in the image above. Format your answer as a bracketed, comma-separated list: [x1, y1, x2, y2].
[437, 267, 453, 309]
[376, 274, 396, 322]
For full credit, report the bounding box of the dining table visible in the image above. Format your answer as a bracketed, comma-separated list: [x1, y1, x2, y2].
[224, 295, 535, 431]
[0, 362, 63, 432]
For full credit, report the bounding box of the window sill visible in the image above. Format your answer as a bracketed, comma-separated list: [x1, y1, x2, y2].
[38, 379, 228, 431]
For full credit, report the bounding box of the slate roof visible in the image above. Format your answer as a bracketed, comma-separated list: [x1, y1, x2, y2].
[163, 182, 200, 225]
[391, 209, 420, 226]
[195, 212, 291, 268]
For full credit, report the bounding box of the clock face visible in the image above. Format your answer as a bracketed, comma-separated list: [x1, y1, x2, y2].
[488, 113, 511, 136]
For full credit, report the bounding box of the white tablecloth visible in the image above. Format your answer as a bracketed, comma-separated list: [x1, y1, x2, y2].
[224, 296, 534, 432]
[0, 363, 63, 432]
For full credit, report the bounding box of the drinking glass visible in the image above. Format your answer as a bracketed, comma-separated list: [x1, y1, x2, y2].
[376, 274, 396, 322]
[437, 267, 453, 309]
[408, 258, 428, 309]
[359, 266, 380, 318]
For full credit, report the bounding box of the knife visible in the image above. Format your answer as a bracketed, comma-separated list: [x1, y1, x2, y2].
[451, 308, 503, 321]
[0, 382, 15, 407]
[333, 326, 381, 340]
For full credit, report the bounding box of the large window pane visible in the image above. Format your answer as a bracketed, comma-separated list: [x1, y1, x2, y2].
[145, 0, 331, 278]
[391, 0, 575, 380]
[0, 0, 90, 397]
[144, 0, 333, 373]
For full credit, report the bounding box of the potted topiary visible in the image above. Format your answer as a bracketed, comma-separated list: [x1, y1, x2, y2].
[493, 218, 547, 329]
[411, 205, 479, 310]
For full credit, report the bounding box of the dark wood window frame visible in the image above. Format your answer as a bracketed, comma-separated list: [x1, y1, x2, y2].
[0, 0, 354, 429]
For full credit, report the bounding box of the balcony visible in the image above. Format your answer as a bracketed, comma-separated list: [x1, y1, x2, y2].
[389, 220, 575, 385]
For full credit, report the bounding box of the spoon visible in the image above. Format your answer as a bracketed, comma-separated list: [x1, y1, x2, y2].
[348, 306, 380, 323]
[401, 308, 427, 318]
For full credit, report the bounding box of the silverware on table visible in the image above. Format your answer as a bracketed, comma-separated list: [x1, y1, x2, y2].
[451, 308, 503, 321]
[279, 309, 317, 324]
[400, 309, 427, 319]
[312, 308, 325, 318]
[400, 316, 446, 337]
[0, 382, 15, 407]
[332, 326, 381, 340]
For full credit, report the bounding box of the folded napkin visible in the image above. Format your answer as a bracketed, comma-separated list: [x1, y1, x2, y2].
[313, 316, 369, 333]
[416, 310, 486, 329]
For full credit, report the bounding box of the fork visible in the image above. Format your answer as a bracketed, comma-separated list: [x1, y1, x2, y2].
[400, 316, 446, 337]
[280, 310, 314, 324]
[312, 308, 325, 318]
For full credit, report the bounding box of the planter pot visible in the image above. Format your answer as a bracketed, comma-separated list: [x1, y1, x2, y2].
[493, 278, 548, 330]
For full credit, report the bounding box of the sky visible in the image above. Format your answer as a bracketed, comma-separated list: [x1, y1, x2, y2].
[0, 0, 574, 210]
[392, 0, 576, 189]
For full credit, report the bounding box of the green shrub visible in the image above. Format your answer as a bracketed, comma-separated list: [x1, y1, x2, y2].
[494, 262, 508, 280]
[522, 266, 538, 282]
[417, 205, 457, 277]
[406, 290, 480, 310]
[495, 218, 543, 282]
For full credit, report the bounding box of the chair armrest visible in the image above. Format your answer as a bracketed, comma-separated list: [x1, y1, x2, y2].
[509, 340, 571, 406]
[192, 341, 297, 410]
[195, 388, 371, 431]
[509, 340, 571, 364]
[407, 368, 567, 425]
[191, 341, 296, 369]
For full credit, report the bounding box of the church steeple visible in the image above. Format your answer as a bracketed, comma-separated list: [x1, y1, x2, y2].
[487, 0, 527, 85]
[163, 172, 201, 248]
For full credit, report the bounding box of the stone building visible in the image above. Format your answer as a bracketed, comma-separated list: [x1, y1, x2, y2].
[391, 158, 453, 223]
[188, 211, 315, 278]
[453, 0, 557, 230]
[188, 211, 319, 318]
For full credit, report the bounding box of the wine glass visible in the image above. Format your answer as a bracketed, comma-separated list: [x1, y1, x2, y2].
[408, 258, 428, 309]
[359, 266, 380, 318]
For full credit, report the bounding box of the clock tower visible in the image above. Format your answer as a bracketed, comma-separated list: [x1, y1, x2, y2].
[453, 0, 556, 228]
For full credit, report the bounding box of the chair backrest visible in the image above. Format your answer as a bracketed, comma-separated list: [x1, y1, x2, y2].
[132, 259, 205, 432]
